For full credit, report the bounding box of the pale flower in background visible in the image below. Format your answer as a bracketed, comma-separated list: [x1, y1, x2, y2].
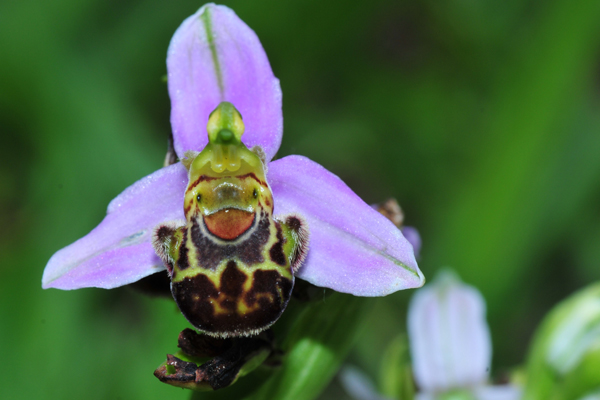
[408, 270, 521, 400]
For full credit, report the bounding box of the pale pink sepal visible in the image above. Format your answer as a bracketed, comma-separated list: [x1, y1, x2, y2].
[167, 4, 282, 161]
[268, 155, 424, 296]
[42, 163, 187, 289]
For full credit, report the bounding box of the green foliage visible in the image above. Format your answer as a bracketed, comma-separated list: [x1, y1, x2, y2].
[1, 0, 600, 399]
[523, 282, 600, 400]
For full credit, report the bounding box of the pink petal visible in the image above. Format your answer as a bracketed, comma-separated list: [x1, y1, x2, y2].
[42, 163, 188, 289]
[268, 155, 424, 296]
[167, 4, 282, 161]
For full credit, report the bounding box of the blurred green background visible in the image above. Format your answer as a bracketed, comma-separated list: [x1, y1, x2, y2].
[1, 0, 599, 398]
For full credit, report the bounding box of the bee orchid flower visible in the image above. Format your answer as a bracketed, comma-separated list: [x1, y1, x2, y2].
[42, 4, 424, 328]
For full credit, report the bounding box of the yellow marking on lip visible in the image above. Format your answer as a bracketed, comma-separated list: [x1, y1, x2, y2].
[209, 295, 231, 316]
[208, 289, 276, 316]
[171, 217, 293, 285]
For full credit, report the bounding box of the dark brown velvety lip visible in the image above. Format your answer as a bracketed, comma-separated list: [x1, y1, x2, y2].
[203, 208, 255, 240]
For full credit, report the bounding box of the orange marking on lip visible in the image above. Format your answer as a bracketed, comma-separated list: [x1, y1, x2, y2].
[204, 208, 255, 240]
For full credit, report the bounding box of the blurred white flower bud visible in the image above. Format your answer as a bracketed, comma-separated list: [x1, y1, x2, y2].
[408, 270, 520, 400]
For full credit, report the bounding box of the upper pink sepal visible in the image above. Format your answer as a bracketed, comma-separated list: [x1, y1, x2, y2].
[167, 4, 283, 161]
